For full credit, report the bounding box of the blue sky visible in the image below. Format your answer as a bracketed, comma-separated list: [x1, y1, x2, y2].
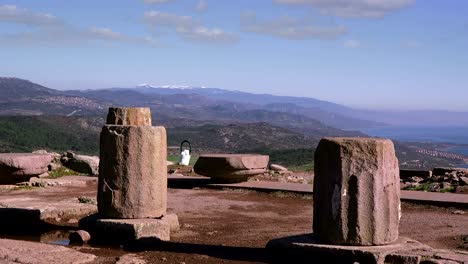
[0, 0, 467, 111]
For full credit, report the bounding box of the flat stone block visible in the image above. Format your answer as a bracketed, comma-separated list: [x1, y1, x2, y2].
[79, 214, 179, 243]
[80, 213, 178, 242]
[0, 153, 52, 184]
[266, 234, 430, 264]
[96, 218, 170, 241]
[194, 154, 269, 183]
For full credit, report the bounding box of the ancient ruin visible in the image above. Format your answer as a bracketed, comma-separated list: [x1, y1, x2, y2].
[0, 153, 52, 184]
[313, 137, 401, 246]
[266, 137, 468, 264]
[81, 107, 178, 242]
[194, 154, 269, 183]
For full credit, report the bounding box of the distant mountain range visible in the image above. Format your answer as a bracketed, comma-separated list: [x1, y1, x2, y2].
[130, 83, 468, 127]
[0, 77, 466, 169]
[2, 77, 468, 129]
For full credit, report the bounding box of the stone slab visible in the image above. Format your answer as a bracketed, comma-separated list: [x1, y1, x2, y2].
[79, 213, 179, 242]
[0, 238, 96, 264]
[267, 234, 431, 264]
[207, 180, 313, 194]
[400, 190, 468, 208]
[0, 153, 52, 184]
[28, 176, 98, 187]
[0, 185, 97, 232]
[194, 154, 269, 183]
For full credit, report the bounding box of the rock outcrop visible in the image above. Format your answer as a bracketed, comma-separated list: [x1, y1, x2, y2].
[0, 153, 52, 183]
[313, 137, 400, 246]
[401, 167, 468, 193]
[270, 164, 288, 172]
[61, 151, 99, 176]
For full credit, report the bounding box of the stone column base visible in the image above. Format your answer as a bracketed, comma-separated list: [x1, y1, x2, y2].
[266, 234, 468, 264]
[79, 213, 179, 243]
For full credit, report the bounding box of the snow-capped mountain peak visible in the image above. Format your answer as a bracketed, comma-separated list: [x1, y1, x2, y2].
[160, 85, 193, 89]
[136, 83, 156, 88]
[136, 84, 206, 89]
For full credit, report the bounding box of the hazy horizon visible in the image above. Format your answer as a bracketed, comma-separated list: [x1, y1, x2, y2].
[1, 1, 467, 111]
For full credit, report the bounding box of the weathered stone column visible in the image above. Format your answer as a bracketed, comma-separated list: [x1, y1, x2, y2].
[106, 107, 152, 126]
[98, 107, 167, 219]
[313, 137, 400, 246]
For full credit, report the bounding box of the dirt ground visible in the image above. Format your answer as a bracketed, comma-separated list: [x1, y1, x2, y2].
[80, 187, 467, 264]
[1, 182, 467, 264]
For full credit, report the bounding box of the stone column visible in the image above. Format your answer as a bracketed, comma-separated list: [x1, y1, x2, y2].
[98, 107, 167, 219]
[106, 107, 152, 126]
[313, 137, 400, 246]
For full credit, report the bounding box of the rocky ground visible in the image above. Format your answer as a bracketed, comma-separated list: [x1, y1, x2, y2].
[0, 180, 467, 263]
[401, 167, 468, 194]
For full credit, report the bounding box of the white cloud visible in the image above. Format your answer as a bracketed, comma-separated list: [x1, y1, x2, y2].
[88, 27, 124, 40]
[177, 26, 236, 42]
[144, 11, 194, 28]
[143, 0, 175, 4]
[344, 39, 361, 48]
[242, 12, 346, 40]
[196, 0, 208, 12]
[144, 10, 237, 43]
[273, 0, 415, 19]
[0, 4, 59, 26]
[0, 5, 158, 47]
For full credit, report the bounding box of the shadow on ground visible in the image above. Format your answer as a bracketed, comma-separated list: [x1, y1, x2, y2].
[125, 238, 272, 263]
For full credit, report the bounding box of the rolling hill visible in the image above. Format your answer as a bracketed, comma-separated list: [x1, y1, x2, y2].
[0, 77, 465, 169]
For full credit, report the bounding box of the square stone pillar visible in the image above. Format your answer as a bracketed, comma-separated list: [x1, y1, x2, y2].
[313, 137, 400, 246]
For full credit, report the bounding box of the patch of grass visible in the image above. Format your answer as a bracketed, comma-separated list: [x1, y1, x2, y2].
[289, 162, 314, 172]
[11, 185, 40, 191]
[77, 196, 95, 204]
[404, 182, 455, 193]
[404, 182, 435, 192]
[440, 187, 455, 193]
[48, 166, 86, 178]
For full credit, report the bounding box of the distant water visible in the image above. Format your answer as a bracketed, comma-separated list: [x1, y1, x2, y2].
[362, 126, 468, 144]
[446, 146, 468, 156]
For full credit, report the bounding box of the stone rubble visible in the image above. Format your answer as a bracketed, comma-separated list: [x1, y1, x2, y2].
[400, 168, 468, 194]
